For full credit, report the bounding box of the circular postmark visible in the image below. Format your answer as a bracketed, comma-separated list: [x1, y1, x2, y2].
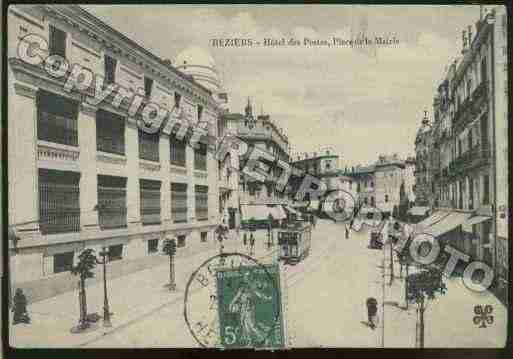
[184, 252, 284, 348]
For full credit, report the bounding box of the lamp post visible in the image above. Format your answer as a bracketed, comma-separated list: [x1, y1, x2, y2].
[267, 214, 273, 249]
[97, 247, 112, 327]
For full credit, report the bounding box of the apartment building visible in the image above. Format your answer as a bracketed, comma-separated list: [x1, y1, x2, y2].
[414, 7, 508, 304]
[8, 5, 221, 283]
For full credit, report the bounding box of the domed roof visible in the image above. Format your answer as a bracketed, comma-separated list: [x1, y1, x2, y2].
[174, 46, 220, 93]
[174, 46, 216, 69]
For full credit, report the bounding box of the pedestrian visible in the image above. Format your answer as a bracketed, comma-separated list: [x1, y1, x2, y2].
[345, 223, 350, 239]
[249, 233, 255, 255]
[243, 232, 248, 247]
[366, 297, 378, 330]
[12, 288, 30, 325]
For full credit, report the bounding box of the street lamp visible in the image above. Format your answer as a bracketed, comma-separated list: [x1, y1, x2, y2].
[267, 213, 273, 249]
[97, 247, 112, 327]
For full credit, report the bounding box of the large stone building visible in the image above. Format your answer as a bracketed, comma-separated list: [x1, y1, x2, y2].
[219, 99, 291, 224]
[414, 6, 508, 304]
[8, 5, 222, 284]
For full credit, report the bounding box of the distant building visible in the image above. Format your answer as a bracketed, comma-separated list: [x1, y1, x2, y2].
[291, 147, 340, 178]
[220, 99, 291, 225]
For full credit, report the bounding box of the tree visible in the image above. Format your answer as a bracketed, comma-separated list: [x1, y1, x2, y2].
[71, 248, 97, 330]
[162, 238, 177, 291]
[406, 267, 447, 348]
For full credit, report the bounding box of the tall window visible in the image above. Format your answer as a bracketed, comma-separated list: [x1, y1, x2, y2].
[480, 115, 488, 149]
[197, 105, 203, 122]
[97, 175, 127, 229]
[480, 57, 487, 84]
[139, 129, 160, 162]
[468, 177, 474, 210]
[195, 185, 209, 221]
[108, 244, 123, 261]
[483, 175, 490, 205]
[147, 239, 159, 254]
[171, 183, 187, 223]
[144, 76, 153, 98]
[37, 90, 79, 146]
[385, 194, 389, 203]
[53, 252, 74, 274]
[39, 169, 80, 235]
[49, 25, 66, 58]
[104, 55, 117, 84]
[96, 109, 125, 155]
[174, 92, 182, 108]
[194, 142, 207, 171]
[140, 179, 161, 225]
[170, 135, 186, 167]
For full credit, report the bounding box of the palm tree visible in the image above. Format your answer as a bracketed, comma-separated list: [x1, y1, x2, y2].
[71, 248, 97, 330]
[162, 238, 177, 291]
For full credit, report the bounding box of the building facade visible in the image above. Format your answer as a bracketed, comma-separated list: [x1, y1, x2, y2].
[8, 5, 221, 283]
[414, 7, 508, 304]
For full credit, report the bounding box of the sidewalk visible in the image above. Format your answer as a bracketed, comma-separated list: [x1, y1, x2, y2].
[381, 242, 507, 348]
[10, 234, 279, 348]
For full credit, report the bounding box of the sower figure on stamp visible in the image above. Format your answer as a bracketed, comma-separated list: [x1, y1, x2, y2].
[228, 271, 272, 346]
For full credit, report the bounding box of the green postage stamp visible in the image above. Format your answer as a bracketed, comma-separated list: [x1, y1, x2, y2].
[216, 264, 285, 349]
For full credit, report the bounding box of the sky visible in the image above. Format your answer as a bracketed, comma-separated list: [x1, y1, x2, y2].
[84, 4, 482, 167]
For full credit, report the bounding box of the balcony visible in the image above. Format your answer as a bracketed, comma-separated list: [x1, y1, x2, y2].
[453, 81, 489, 133]
[449, 144, 491, 177]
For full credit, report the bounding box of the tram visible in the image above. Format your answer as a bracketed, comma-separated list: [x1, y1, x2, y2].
[278, 222, 312, 265]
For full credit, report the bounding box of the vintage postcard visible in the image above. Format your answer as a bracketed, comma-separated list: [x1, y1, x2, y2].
[4, 3, 508, 349]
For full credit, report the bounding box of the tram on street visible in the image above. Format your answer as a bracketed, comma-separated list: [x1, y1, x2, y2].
[278, 222, 312, 265]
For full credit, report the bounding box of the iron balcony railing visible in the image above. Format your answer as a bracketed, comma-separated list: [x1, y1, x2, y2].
[453, 81, 489, 132]
[449, 143, 491, 176]
[40, 208, 81, 235]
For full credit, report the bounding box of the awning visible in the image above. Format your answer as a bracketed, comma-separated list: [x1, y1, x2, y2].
[421, 211, 472, 238]
[283, 205, 300, 216]
[407, 206, 430, 216]
[464, 215, 492, 226]
[240, 205, 273, 221]
[269, 206, 286, 220]
[414, 210, 450, 232]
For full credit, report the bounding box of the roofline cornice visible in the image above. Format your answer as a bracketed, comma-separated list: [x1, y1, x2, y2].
[39, 5, 218, 109]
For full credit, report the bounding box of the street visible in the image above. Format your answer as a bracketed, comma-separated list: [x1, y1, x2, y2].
[11, 220, 506, 348]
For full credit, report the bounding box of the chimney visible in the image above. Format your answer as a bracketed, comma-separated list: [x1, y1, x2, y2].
[468, 25, 473, 47]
